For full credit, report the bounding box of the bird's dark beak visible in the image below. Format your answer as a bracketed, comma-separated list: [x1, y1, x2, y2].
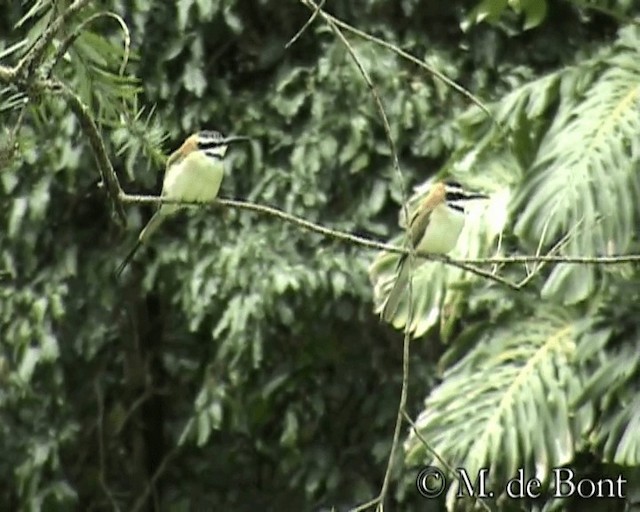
[222, 135, 252, 145]
[466, 192, 489, 200]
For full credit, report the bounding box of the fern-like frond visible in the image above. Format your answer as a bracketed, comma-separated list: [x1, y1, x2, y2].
[0, 87, 27, 113]
[404, 310, 593, 508]
[62, 26, 140, 125]
[574, 336, 638, 408]
[599, 391, 640, 466]
[514, 27, 640, 304]
[573, 331, 640, 466]
[111, 104, 168, 183]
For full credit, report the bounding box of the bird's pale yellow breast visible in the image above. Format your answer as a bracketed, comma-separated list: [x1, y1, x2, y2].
[162, 149, 224, 200]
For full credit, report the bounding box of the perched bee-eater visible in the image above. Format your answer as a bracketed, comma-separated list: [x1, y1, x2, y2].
[382, 180, 488, 321]
[115, 130, 250, 277]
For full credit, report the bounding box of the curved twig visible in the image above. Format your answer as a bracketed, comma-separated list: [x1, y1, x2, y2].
[299, 0, 494, 121]
[57, 79, 126, 225]
[45, 10, 131, 79]
[15, 0, 92, 81]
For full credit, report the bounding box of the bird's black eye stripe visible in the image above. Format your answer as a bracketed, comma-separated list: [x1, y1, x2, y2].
[445, 190, 469, 201]
[204, 149, 224, 160]
[445, 186, 488, 201]
[199, 140, 223, 150]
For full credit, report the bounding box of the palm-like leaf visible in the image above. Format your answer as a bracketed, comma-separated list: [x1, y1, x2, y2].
[574, 333, 640, 466]
[599, 391, 640, 466]
[0, 86, 27, 113]
[514, 27, 640, 304]
[404, 310, 597, 508]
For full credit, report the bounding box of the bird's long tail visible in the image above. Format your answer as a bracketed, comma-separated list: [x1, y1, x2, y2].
[381, 255, 412, 322]
[115, 240, 142, 278]
[138, 210, 165, 243]
[115, 210, 166, 278]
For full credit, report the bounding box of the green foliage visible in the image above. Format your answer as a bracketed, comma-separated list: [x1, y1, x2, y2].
[112, 104, 169, 179]
[367, 10, 640, 512]
[464, 0, 549, 31]
[515, 30, 640, 304]
[2, 1, 640, 511]
[370, 25, 640, 330]
[405, 309, 602, 507]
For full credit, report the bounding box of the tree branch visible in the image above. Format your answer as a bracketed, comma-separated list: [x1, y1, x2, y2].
[94, 380, 122, 512]
[458, 254, 640, 265]
[288, 6, 424, 508]
[44, 11, 131, 79]
[55, 79, 127, 225]
[298, 0, 494, 120]
[402, 409, 491, 512]
[120, 193, 640, 265]
[14, 0, 93, 81]
[1, 2, 127, 226]
[130, 447, 179, 512]
[122, 193, 519, 295]
[285, 0, 325, 49]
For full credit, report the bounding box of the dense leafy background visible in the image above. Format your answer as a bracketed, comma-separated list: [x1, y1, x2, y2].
[1, 0, 639, 511]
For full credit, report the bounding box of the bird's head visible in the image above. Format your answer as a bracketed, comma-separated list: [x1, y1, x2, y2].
[440, 180, 488, 212]
[404, 180, 488, 227]
[179, 130, 251, 160]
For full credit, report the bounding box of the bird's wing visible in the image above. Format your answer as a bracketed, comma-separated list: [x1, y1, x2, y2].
[408, 190, 444, 248]
[161, 152, 180, 194]
[408, 207, 431, 248]
[165, 151, 180, 170]
[383, 194, 439, 318]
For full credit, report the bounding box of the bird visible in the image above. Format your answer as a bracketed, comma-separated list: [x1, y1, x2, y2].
[115, 130, 250, 278]
[381, 180, 488, 322]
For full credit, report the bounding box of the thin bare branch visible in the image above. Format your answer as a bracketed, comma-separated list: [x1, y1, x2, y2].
[55, 79, 127, 225]
[299, 0, 494, 120]
[515, 217, 585, 288]
[95, 380, 122, 512]
[285, 0, 326, 49]
[120, 193, 522, 290]
[121, 193, 640, 272]
[285, 5, 418, 506]
[130, 446, 179, 512]
[45, 11, 131, 79]
[401, 409, 492, 512]
[463, 254, 640, 265]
